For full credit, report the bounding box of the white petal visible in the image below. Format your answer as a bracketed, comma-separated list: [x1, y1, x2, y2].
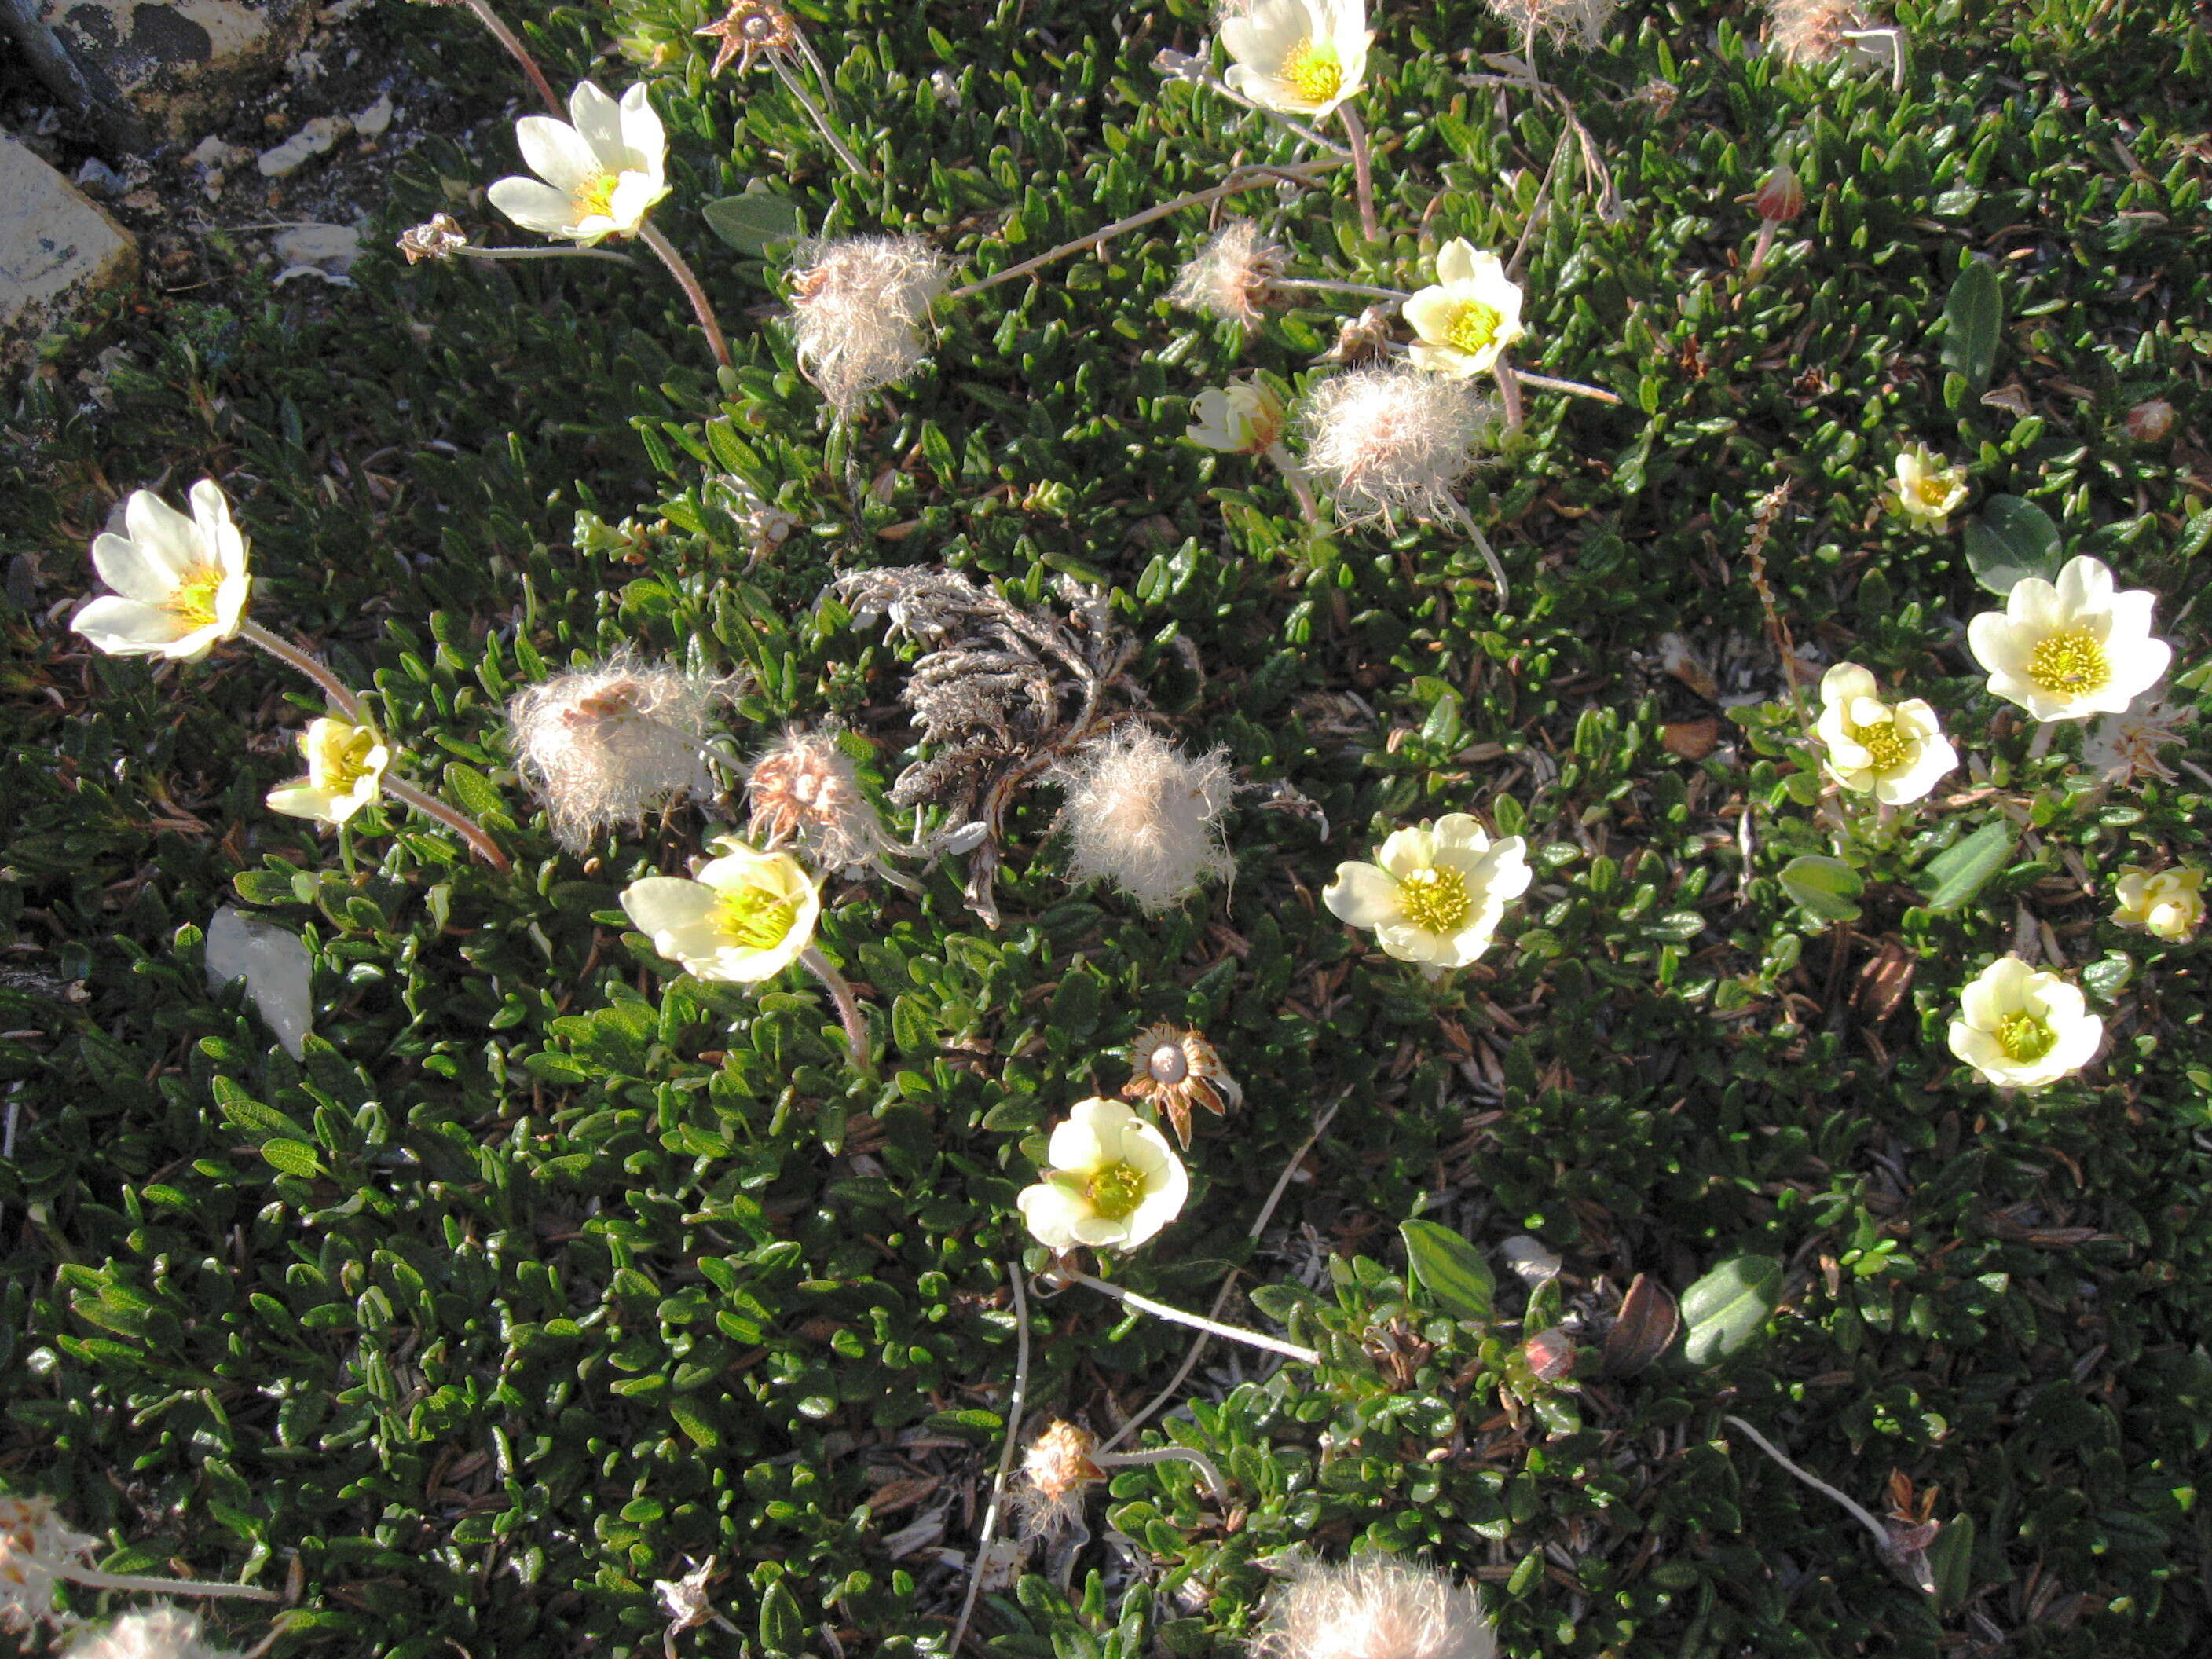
[265, 781, 341, 822]
[1407, 339, 1480, 378]
[2005, 576, 2063, 632]
[488, 176, 580, 237]
[123, 489, 207, 575]
[1434, 239, 1478, 286]
[188, 480, 247, 577]
[2053, 555, 2113, 615]
[1375, 921, 1461, 967]
[1429, 813, 1490, 856]
[1966, 612, 2022, 680]
[604, 171, 665, 234]
[2100, 637, 2172, 710]
[567, 81, 624, 165]
[617, 83, 667, 174]
[71, 594, 191, 655]
[1017, 1184, 1085, 1252]
[1123, 1156, 1188, 1247]
[1324, 862, 1401, 927]
[91, 532, 182, 603]
[1377, 826, 1436, 880]
[515, 115, 597, 191]
[1069, 1212, 1133, 1247]
[621, 876, 720, 953]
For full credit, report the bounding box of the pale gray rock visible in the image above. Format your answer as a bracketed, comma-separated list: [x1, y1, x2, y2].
[1500, 1235, 1563, 1284]
[255, 112, 346, 178]
[0, 136, 137, 353]
[271, 222, 359, 272]
[205, 906, 312, 1059]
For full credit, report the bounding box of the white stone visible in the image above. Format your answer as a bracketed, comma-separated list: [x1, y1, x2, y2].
[205, 906, 313, 1058]
[257, 114, 348, 179]
[0, 136, 136, 345]
[272, 223, 360, 273]
[350, 91, 394, 138]
[1500, 1235, 1563, 1284]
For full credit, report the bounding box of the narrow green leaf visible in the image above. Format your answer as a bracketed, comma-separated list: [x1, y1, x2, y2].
[1940, 260, 2002, 390]
[1400, 1219, 1496, 1324]
[1679, 1254, 1782, 1365]
[1779, 855, 1864, 924]
[259, 1138, 326, 1179]
[1961, 495, 2064, 595]
[1919, 820, 2016, 911]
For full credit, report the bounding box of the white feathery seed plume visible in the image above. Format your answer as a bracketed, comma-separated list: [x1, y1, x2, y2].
[1256, 1555, 1498, 1659]
[1298, 367, 1496, 528]
[505, 653, 740, 853]
[786, 234, 951, 417]
[745, 726, 917, 888]
[64, 1606, 247, 1659]
[1767, 0, 1874, 64]
[1169, 220, 1287, 325]
[1054, 725, 1235, 914]
[1481, 0, 1619, 46]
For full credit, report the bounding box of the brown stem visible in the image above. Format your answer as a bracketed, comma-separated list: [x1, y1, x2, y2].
[1336, 103, 1382, 244]
[638, 221, 733, 368]
[1493, 357, 1525, 432]
[1265, 443, 1323, 525]
[384, 776, 511, 873]
[799, 944, 872, 1068]
[768, 48, 866, 178]
[236, 619, 363, 721]
[456, 0, 564, 116]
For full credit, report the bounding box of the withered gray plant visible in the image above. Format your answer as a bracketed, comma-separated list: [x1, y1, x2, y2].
[832, 567, 1141, 926]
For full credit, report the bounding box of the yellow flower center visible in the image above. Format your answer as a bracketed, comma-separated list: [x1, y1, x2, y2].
[1444, 300, 1505, 357]
[712, 882, 801, 950]
[571, 170, 623, 223]
[1397, 865, 1471, 934]
[1849, 719, 1911, 775]
[1085, 1160, 1148, 1221]
[2027, 628, 2109, 698]
[1907, 474, 1954, 510]
[1281, 38, 1344, 104]
[320, 727, 383, 794]
[165, 563, 225, 628]
[1994, 1010, 2055, 1065]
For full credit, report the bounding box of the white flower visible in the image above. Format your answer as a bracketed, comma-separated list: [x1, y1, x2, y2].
[487, 82, 669, 245]
[1299, 367, 1495, 526]
[1324, 814, 1530, 973]
[1016, 1097, 1188, 1253]
[264, 716, 390, 825]
[620, 837, 821, 984]
[2114, 866, 2204, 942]
[1404, 240, 1526, 379]
[1887, 445, 1968, 530]
[1220, 0, 1372, 116]
[1186, 376, 1287, 454]
[1813, 663, 1957, 804]
[64, 1606, 245, 1659]
[70, 481, 251, 661]
[1967, 555, 2172, 723]
[1946, 955, 2102, 1091]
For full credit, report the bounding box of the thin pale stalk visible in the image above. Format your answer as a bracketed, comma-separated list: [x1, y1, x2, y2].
[1493, 357, 1525, 432]
[1064, 1270, 1319, 1364]
[1336, 103, 1382, 243]
[455, 0, 564, 115]
[384, 776, 511, 873]
[1272, 276, 1408, 302]
[768, 49, 867, 178]
[1725, 1415, 1935, 1592]
[1265, 443, 1323, 524]
[2026, 723, 2056, 760]
[459, 245, 638, 269]
[1443, 496, 1511, 608]
[237, 620, 362, 721]
[798, 945, 871, 1068]
[63, 1565, 280, 1602]
[1511, 367, 1623, 405]
[638, 222, 734, 368]
[1094, 1445, 1229, 1505]
[1508, 126, 1573, 277]
[949, 1264, 1030, 1659]
[1747, 220, 1779, 280]
[945, 159, 1342, 302]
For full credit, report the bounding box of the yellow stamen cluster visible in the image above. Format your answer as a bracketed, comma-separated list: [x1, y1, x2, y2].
[571, 170, 622, 221]
[2027, 628, 2110, 697]
[1282, 38, 1344, 103]
[1445, 301, 1504, 356]
[166, 565, 225, 628]
[1085, 1161, 1148, 1221]
[1397, 865, 1471, 934]
[714, 884, 800, 950]
[1995, 1011, 2055, 1065]
[1850, 720, 1910, 774]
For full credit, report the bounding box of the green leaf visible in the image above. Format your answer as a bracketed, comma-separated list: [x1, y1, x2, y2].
[1918, 820, 2016, 911]
[669, 1400, 720, 1450]
[1925, 1514, 1975, 1612]
[703, 192, 808, 258]
[1400, 1219, 1496, 1323]
[259, 1138, 326, 1179]
[1778, 855, 1864, 924]
[1962, 496, 2064, 595]
[1940, 260, 2002, 391]
[440, 763, 504, 820]
[1679, 1254, 1782, 1365]
[758, 1579, 807, 1656]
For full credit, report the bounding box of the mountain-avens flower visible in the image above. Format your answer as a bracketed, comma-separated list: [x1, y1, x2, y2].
[1813, 663, 1957, 804]
[1324, 813, 1529, 973]
[2114, 866, 2203, 942]
[1405, 240, 1526, 379]
[1886, 445, 1968, 531]
[1255, 1554, 1499, 1659]
[1967, 555, 2171, 723]
[1016, 1097, 1188, 1254]
[1187, 376, 1287, 454]
[1946, 955, 2102, 1091]
[620, 837, 821, 984]
[488, 82, 669, 245]
[264, 716, 391, 825]
[70, 481, 251, 661]
[1220, 0, 1372, 117]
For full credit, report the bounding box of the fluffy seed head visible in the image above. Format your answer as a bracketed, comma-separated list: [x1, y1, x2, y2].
[1299, 368, 1495, 527]
[1256, 1555, 1499, 1659]
[1, 1494, 93, 1630]
[1056, 726, 1234, 914]
[506, 653, 738, 853]
[1481, 0, 1618, 47]
[786, 234, 951, 417]
[1013, 1421, 1103, 1540]
[745, 726, 907, 884]
[1767, 0, 1870, 64]
[1170, 220, 1287, 325]
[64, 1606, 246, 1659]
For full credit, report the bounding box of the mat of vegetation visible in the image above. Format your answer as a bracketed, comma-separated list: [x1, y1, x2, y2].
[5, 0, 2212, 1654]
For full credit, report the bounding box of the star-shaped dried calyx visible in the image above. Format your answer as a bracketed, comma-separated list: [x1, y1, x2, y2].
[696, 0, 797, 75]
[1121, 1024, 1243, 1148]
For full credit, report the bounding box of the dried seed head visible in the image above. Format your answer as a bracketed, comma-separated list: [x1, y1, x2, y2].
[63, 1606, 246, 1659]
[1767, 0, 1870, 64]
[1122, 1022, 1243, 1148]
[506, 653, 739, 853]
[1, 1494, 94, 1630]
[1256, 1555, 1498, 1659]
[1170, 220, 1287, 326]
[2126, 398, 2177, 442]
[1056, 726, 1235, 914]
[1481, 0, 1619, 48]
[786, 235, 951, 418]
[1299, 368, 1496, 527]
[1013, 1421, 1103, 1540]
[2082, 697, 2193, 787]
[745, 726, 909, 884]
[397, 213, 469, 264]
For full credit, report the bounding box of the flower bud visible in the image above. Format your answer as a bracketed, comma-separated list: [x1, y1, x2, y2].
[1523, 1328, 1577, 1382]
[1754, 162, 1804, 223]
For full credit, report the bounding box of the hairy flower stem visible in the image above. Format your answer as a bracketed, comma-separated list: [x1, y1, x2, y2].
[945, 159, 1344, 302]
[459, 245, 639, 269]
[1273, 276, 1407, 302]
[639, 222, 734, 368]
[384, 778, 512, 873]
[1442, 497, 1511, 607]
[455, 0, 564, 115]
[1265, 443, 1323, 523]
[1336, 104, 1382, 243]
[768, 49, 868, 178]
[798, 945, 872, 1068]
[1510, 367, 1623, 405]
[1494, 360, 1526, 432]
[62, 1565, 281, 1602]
[238, 619, 364, 722]
[949, 1263, 1029, 1659]
[1060, 1269, 1320, 1364]
[1093, 1445, 1231, 1505]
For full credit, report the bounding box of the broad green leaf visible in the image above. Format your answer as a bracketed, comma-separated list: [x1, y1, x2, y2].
[1919, 820, 2016, 911]
[259, 1138, 326, 1179]
[1679, 1254, 1782, 1365]
[1940, 260, 2002, 390]
[1925, 1514, 1975, 1611]
[1400, 1219, 1496, 1323]
[758, 1579, 806, 1656]
[1779, 855, 1864, 923]
[1961, 495, 2064, 595]
[703, 192, 808, 258]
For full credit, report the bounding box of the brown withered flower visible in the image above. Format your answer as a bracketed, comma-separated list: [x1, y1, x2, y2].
[1012, 1420, 1104, 1542]
[397, 213, 468, 264]
[696, 0, 797, 75]
[1122, 1023, 1243, 1148]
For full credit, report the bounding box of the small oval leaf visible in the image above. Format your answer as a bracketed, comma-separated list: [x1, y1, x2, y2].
[1400, 1219, 1496, 1324]
[1679, 1254, 1782, 1365]
[1962, 495, 2064, 595]
[1918, 820, 2016, 911]
[1940, 260, 2003, 391]
[1779, 855, 1865, 924]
